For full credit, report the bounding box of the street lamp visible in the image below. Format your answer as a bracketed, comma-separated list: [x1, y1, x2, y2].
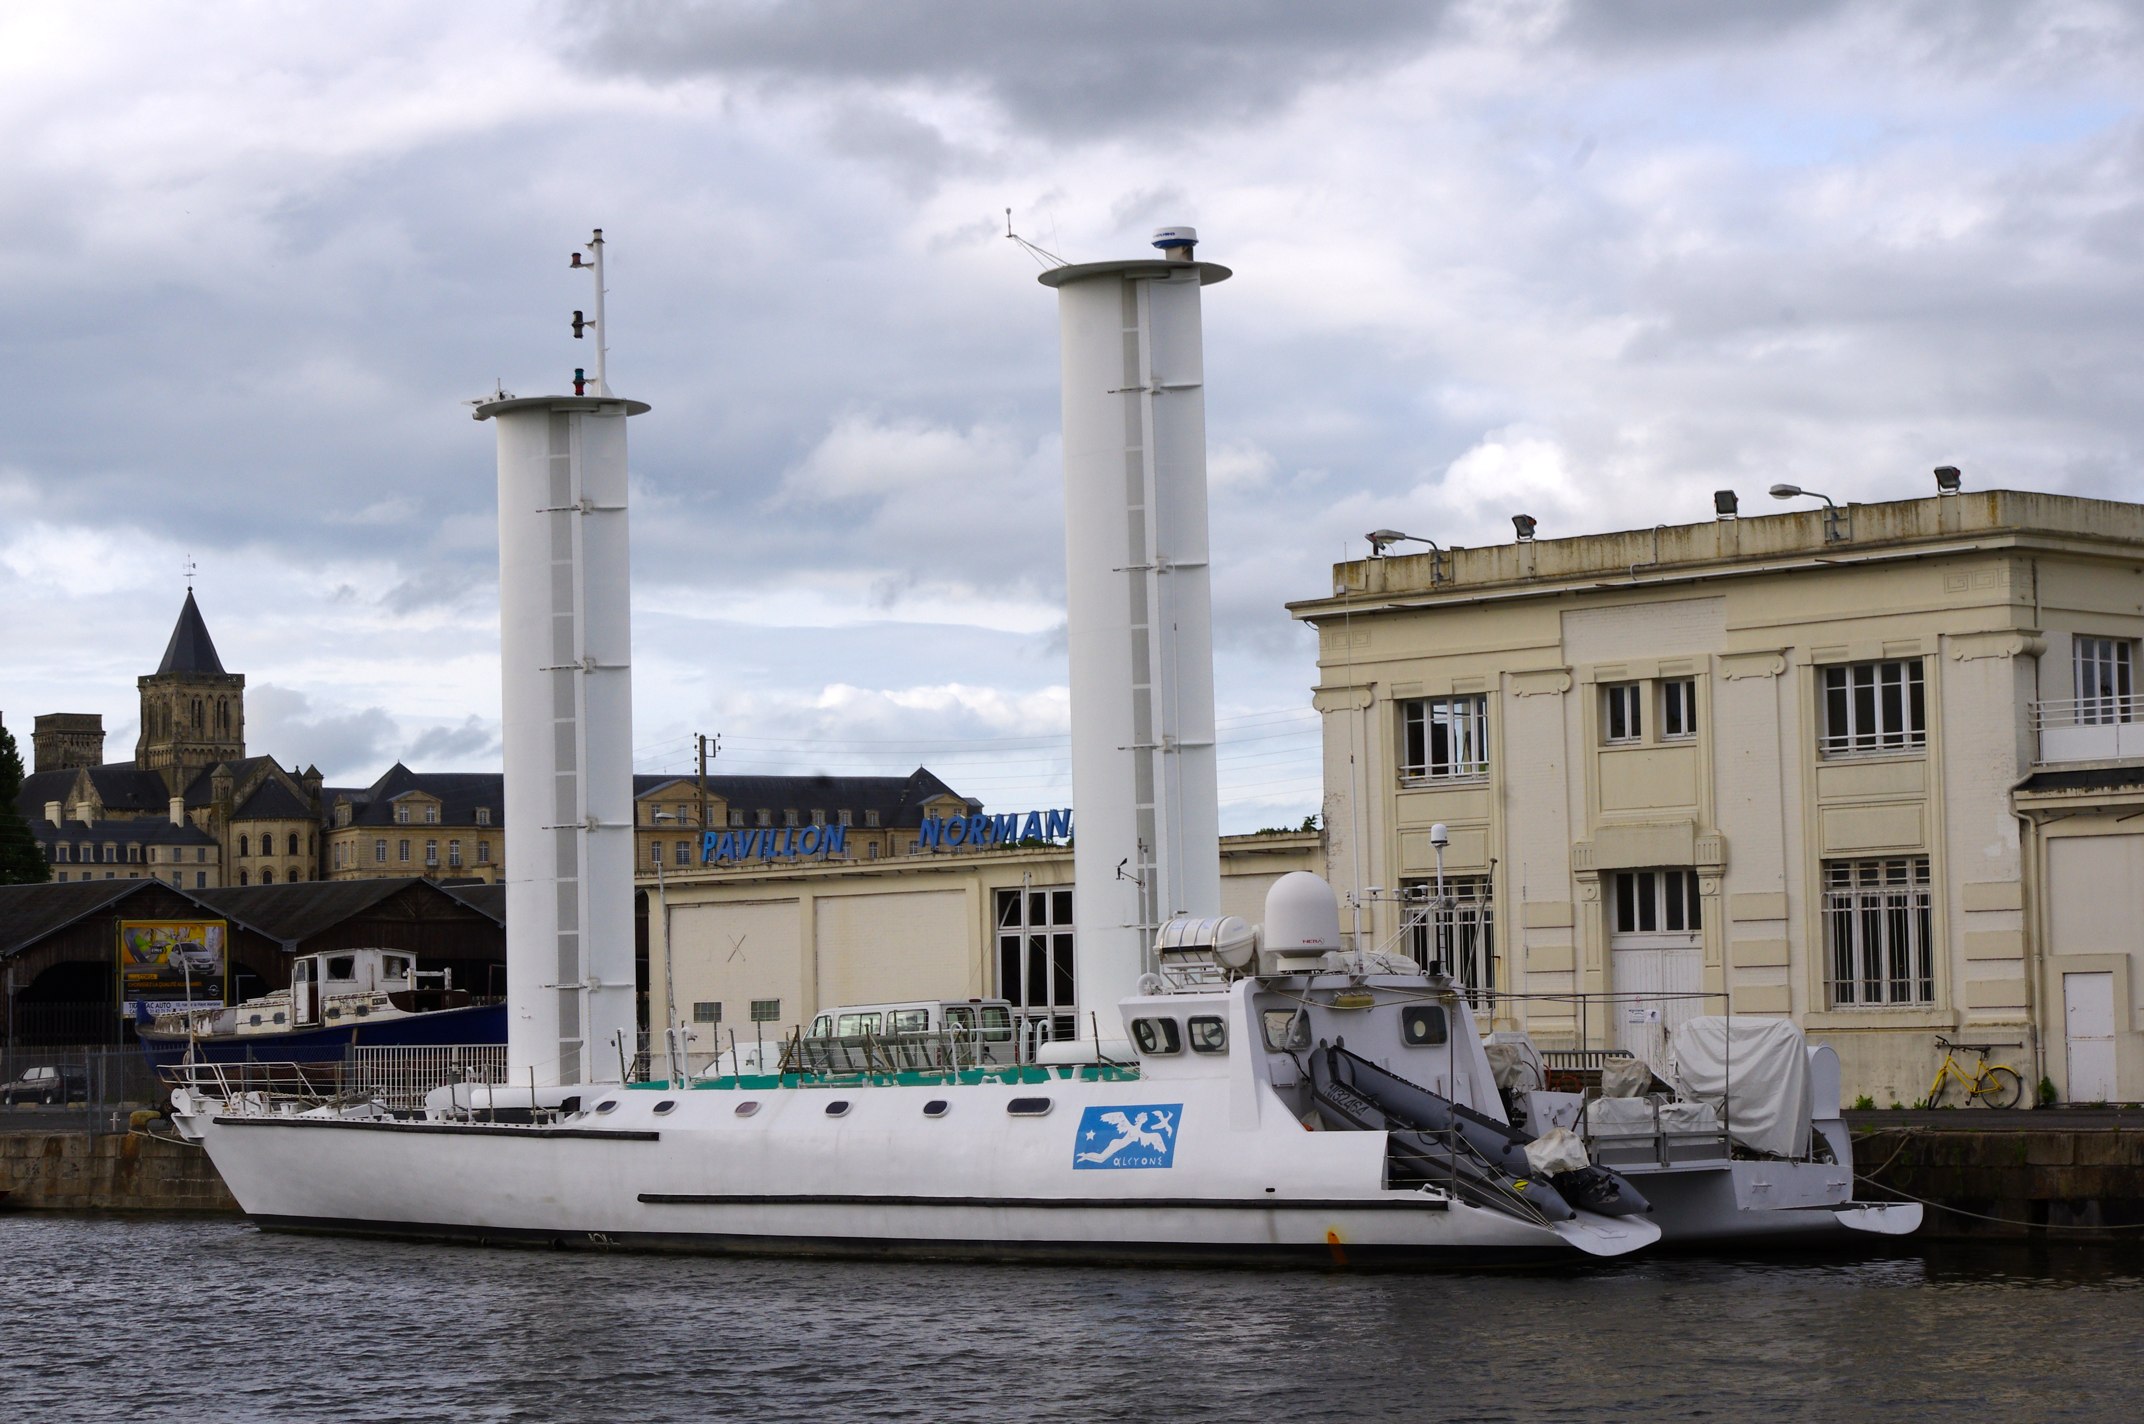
[1769, 483, 1851, 542]
[1365, 529, 1450, 582]
[1428, 822, 1450, 977]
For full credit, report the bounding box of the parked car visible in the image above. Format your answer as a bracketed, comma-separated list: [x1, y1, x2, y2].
[1, 1065, 90, 1106]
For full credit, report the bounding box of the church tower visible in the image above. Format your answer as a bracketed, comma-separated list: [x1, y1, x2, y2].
[136, 588, 246, 794]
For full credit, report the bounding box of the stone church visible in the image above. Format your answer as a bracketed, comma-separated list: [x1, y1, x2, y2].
[20, 589, 324, 886]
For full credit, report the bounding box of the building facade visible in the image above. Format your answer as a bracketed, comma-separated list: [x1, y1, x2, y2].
[1290, 488, 2144, 1107]
[643, 830, 1323, 1057]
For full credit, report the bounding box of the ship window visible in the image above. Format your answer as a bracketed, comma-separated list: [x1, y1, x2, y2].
[1261, 1009, 1311, 1051]
[326, 956, 355, 980]
[653, 1100, 677, 1116]
[595, 1100, 618, 1114]
[1131, 1018, 1182, 1055]
[1006, 1097, 1052, 1117]
[1401, 1006, 1449, 1047]
[825, 1100, 852, 1118]
[923, 1099, 949, 1118]
[734, 1101, 761, 1118]
[1188, 1016, 1227, 1054]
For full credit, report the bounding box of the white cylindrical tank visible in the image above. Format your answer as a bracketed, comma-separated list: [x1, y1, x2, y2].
[1040, 230, 1230, 1027]
[476, 392, 649, 1086]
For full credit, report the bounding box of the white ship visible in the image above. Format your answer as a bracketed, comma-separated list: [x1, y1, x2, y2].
[172, 226, 1911, 1262]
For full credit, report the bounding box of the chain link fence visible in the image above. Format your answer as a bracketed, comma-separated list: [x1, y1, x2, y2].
[0, 1044, 168, 1133]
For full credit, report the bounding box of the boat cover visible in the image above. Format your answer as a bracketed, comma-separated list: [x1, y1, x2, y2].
[1522, 1126, 1591, 1176]
[1599, 1056, 1653, 1098]
[1668, 1016, 1811, 1159]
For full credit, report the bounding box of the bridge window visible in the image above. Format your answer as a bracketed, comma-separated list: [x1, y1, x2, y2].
[1187, 1016, 1227, 1054]
[1401, 1006, 1449, 1047]
[1131, 1018, 1183, 1055]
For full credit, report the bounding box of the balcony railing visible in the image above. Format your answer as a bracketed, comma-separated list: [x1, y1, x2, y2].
[2033, 696, 2144, 764]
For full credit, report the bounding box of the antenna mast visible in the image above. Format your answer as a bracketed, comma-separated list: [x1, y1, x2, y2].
[570, 228, 611, 396]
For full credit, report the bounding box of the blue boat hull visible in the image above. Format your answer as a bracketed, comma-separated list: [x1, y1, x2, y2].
[137, 1001, 507, 1070]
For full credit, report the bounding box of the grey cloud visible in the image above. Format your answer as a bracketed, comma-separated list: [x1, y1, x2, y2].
[406, 716, 500, 767]
[244, 686, 398, 778]
[577, 0, 1457, 139]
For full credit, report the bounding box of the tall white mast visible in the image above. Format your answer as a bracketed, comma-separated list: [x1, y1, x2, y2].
[1040, 227, 1228, 1030]
[475, 229, 648, 1086]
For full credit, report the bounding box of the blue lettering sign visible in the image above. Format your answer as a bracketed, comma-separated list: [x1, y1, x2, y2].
[1072, 1104, 1181, 1170]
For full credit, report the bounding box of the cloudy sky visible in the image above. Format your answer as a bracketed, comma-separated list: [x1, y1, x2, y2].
[4, 1, 2139, 829]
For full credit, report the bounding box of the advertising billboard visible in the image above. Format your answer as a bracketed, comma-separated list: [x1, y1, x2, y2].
[117, 919, 229, 1017]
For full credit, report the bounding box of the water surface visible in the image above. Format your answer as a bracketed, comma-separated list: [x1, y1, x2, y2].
[3, 1216, 2137, 1422]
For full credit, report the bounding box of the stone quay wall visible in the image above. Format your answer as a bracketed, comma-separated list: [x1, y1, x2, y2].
[0, 1129, 236, 1212]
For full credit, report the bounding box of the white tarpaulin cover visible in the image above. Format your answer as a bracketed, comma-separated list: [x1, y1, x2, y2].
[1669, 1016, 1811, 1159]
[1523, 1126, 1591, 1176]
[1600, 1056, 1654, 1098]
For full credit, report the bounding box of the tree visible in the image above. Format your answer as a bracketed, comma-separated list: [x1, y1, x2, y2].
[0, 724, 50, 884]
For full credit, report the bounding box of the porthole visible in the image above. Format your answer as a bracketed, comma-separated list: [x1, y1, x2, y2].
[354, 1004, 370, 1018]
[1188, 1016, 1227, 1054]
[1007, 1097, 1052, 1117]
[653, 1100, 678, 1116]
[923, 1099, 949, 1118]
[825, 1100, 852, 1118]
[1401, 1005, 1449, 1047]
[247, 1014, 263, 1028]
[595, 1099, 619, 1114]
[272, 1012, 287, 1025]
[1131, 1018, 1183, 1055]
[734, 1101, 761, 1118]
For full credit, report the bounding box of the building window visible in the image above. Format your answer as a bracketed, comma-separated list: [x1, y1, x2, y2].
[1399, 695, 1491, 780]
[749, 999, 781, 1023]
[1402, 875, 1496, 1002]
[374, 839, 387, 865]
[261, 868, 274, 885]
[103, 844, 117, 863]
[448, 840, 462, 868]
[334, 804, 352, 827]
[54, 843, 69, 862]
[1819, 660, 1925, 757]
[398, 839, 411, 863]
[395, 805, 411, 824]
[237, 870, 248, 885]
[129, 844, 143, 864]
[1824, 857, 1934, 1007]
[2075, 636, 2135, 724]
[692, 1001, 722, 1024]
[196, 872, 207, 888]
[477, 841, 491, 864]
[839, 809, 852, 827]
[729, 809, 746, 828]
[996, 886, 1077, 1051]
[783, 809, 799, 828]
[476, 807, 491, 826]
[757, 809, 772, 827]
[424, 804, 439, 824]
[674, 842, 689, 867]
[650, 840, 663, 864]
[197, 847, 206, 863]
[865, 810, 880, 828]
[1660, 679, 1697, 740]
[424, 840, 438, 867]
[238, 834, 249, 857]
[1612, 870, 1702, 934]
[287, 833, 300, 855]
[1603, 683, 1643, 743]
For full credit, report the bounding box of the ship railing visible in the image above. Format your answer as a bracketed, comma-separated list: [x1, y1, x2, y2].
[346, 1045, 508, 1112]
[164, 1046, 510, 1116]
[779, 1027, 1017, 1078]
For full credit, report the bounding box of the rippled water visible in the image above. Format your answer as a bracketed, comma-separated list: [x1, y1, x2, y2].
[4, 1216, 2140, 1422]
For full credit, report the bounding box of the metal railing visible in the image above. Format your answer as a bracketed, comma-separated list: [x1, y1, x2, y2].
[2032, 695, 2144, 762]
[160, 1044, 509, 1116]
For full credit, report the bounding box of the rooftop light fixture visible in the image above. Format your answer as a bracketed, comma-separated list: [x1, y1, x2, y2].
[1364, 529, 1449, 583]
[1714, 490, 1739, 519]
[1511, 514, 1537, 542]
[1769, 483, 1850, 542]
[1934, 465, 1962, 494]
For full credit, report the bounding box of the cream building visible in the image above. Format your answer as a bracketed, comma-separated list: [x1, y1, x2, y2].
[642, 830, 1323, 1058]
[1289, 487, 2144, 1107]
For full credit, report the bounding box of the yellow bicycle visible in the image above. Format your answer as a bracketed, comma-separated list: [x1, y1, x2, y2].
[1921, 1036, 2024, 1109]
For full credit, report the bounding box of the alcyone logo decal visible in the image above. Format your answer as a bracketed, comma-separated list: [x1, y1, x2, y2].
[1071, 1103, 1181, 1170]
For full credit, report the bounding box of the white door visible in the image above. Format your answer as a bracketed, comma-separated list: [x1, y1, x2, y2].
[1609, 870, 1705, 1066]
[2064, 971, 2117, 1103]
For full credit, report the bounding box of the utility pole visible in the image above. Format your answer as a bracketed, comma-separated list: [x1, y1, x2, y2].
[696, 733, 720, 846]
